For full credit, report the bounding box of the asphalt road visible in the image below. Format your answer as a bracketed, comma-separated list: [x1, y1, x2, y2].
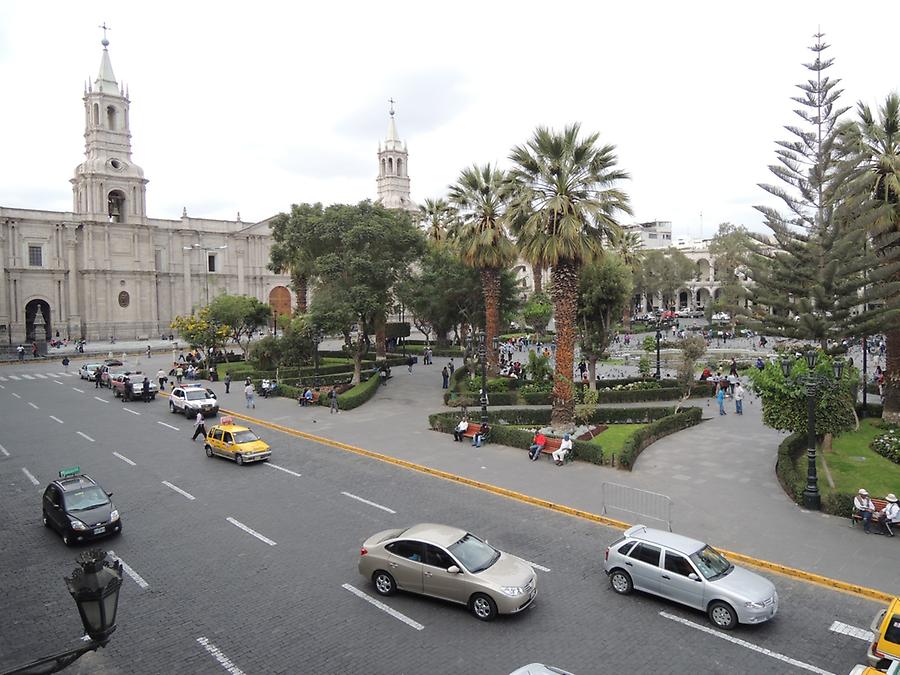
[0, 360, 885, 675]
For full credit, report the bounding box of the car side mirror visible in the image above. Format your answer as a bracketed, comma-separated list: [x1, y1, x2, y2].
[447, 565, 460, 574]
[688, 573, 700, 581]
[106, 491, 113, 497]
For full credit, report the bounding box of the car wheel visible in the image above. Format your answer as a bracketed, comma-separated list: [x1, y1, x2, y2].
[205, 444, 213, 457]
[609, 569, 633, 595]
[236, 454, 244, 466]
[469, 593, 498, 621]
[708, 600, 737, 630]
[185, 409, 192, 419]
[372, 570, 396, 596]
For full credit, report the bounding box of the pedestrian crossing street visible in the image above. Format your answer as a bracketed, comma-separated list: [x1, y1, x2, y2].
[0, 371, 77, 381]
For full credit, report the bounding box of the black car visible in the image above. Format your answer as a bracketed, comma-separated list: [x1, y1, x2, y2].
[42, 469, 122, 546]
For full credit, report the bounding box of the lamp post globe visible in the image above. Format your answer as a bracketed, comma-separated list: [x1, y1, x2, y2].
[65, 549, 124, 644]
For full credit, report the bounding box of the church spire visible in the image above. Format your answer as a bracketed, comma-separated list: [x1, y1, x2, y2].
[95, 23, 118, 94]
[376, 99, 414, 212]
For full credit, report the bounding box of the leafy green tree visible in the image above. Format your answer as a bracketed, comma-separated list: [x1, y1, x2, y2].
[170, 307, 230, 357]
[675, 335, 707, 411]
[610, 229, 643, 328]
[448, 164, 518, 373]
[577, 254, 632, 388]
[708, 223, 752, 328]
[419, 197, 451, 248]
[307, 201, 424, 384]
[510, 124, 632, 426]
[522, 292, 553, 338]
[633, 248, 694, 310]
[208, 294, 272, 357]
[268, 203, 326, 314]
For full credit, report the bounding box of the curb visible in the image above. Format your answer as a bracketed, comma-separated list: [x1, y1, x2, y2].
[174, 395, 896, 605]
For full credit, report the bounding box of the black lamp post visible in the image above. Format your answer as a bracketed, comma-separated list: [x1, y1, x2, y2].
[3, 549, 123, 675]
[477, 333, 488, 426]
[862, 335, 868, 414]
[655, 322, 662, 380]
[780, 352, 845, 511]
[312, 331, 323, 386]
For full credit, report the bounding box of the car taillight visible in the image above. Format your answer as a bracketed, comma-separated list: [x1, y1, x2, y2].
[872, 643, 884, 658]
[360, 547, 367, 556]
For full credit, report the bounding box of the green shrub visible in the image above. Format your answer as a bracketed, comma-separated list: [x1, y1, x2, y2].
[618, 408, 703, 469]
[333, 373, 382, 410]
[638, 356, 651, 377]
[484, 391, 519, 406]
[774, 433, 807, 504]
[522, 392, 552, 405]
[871, 427, 900, 464]
[822, 492, 855, 518]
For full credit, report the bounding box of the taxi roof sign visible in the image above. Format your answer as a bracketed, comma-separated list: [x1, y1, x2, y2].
[220, 416, 234, 426]
[59, 466, 81, 478]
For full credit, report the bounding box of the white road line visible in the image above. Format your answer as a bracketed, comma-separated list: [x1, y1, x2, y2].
[123, 408, 141, 416]
[93, 396, 108, 404]
[11, 392, 21, 398]
[21, 467, 39, 486]
[196, 637, 246, 675]
[8, 375, 21, 380]
[340, 491, 396, 514]
[113, 452, 136, 466]
[107, 551, 149, 590]
[0, 376, 6, 381]
[226, 517, 277, 546]
[659, 611, 835, 675]
[49, 415, 64, 424]
[829, 620, 875, 642]
[57, 372, 73, 377]
[511, 555, 551, 573]
[76, 431, 95, 443]
[341, 583, 424, 631]
[266, 463, 302, 478]
[162, 480, 196, 501]
[72, 386, 85, 393]
[27, 401, 39, 409]
[54, 380, 64, 385]
[21, 374, 34, 380]
[0, 443, 9, 457]
[157, 421, 180, 431]
[33, 373, 47, 379]
[0, 384, 4, 388]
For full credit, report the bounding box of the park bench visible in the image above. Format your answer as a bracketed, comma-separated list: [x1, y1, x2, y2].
[851, 497, 893, 533]
[534, 437, 574, 465]
[460, 422, 488, 444]
[298, 390, 321, 406]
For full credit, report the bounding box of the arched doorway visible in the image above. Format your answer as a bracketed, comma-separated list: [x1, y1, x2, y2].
[25, 299, 51, 342]
[696, 288, 711, 310]
[678, 290, 689, 309]
[268, 286, 291, 318]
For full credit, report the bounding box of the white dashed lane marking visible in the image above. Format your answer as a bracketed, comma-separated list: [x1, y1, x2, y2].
[341, 491, 396, 514]
[33, 374, 46, 379]
[113, 452, 136, 466]
[157, 421, 180, 431]
[341, 583, 424, 631]
[11, 392, 21, 399]
[659, 611, 835, 675]
[72, 387, 85, 393]
[0, 376, 6, 381]
[0, 443, 9, 457]
[21, 374, 34, 380]
[162, 480, 196, 501]
[196, 637, 246, 675]
[511, 555, 551, 573]
[21, 467, 39, 486]
[226, 517, 277, 546]
[93, 396, 108, 404]
[54, 380, 64, 385]
[266, 463, 302, 478]
[76, 431, 95, 442]
[123, 408, 141, 416]
[49, 415, 64, 424]
[829, 620, 875, 642]
[27, 402, 39, 409]
[108, 551, 149, 590]
[8, 375, 21, 381]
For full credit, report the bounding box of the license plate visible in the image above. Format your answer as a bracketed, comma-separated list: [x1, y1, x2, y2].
[93, 526, 106, 534]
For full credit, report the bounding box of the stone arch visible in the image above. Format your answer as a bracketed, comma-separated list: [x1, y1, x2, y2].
[695, 258, 711, 282]
[25, 298, 51, 343]
[397, 158, 403, 176]
[713, 287, 723, 300]
[381, 158, 386, 176]
[108, 189, 126, 222]
[678, 289, 690, 309]
[268, 286, 291, 318]
[92, 103, 100, 126]
[696, 287, 711, 309]
[106, 105, 117, 130]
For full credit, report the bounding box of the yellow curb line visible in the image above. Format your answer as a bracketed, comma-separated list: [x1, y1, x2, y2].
[172, 394, 895, 605]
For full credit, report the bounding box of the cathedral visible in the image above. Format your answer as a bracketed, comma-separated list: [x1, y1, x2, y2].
[0, 35, 414, 346]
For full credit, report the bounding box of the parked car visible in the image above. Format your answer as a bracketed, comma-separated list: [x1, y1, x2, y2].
[358, 523, 537, 621]
[104, 358, 124, 367]
[603, 525, 777, 630]
[712, 312, 731, 322]
[110, 373, 158, 401]
[169, 384, 219, 417]
[41, 467, 122, 546]
[79, 363, 103, 381]
[867, 597, 900, 669]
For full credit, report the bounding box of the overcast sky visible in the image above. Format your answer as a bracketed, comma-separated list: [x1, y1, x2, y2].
[1, 1, 898, 239]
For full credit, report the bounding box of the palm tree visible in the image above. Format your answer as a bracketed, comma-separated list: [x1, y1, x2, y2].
[611, 229, 643, 329]
[419, 197, 450, 247]
[268, 205, 323, 314]
[509, 124, 632, 427]
[836, 94, 900, 423]
[447, 164, 517, 372]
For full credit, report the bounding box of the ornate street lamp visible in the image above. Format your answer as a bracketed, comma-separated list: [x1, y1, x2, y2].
[312, 330, 324, 386]
[3, 549, 123, 675]
[477, 333, 488, 426]
[655, 322, 662, 379]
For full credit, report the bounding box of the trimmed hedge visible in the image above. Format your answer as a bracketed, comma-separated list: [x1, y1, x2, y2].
[404, 344, 466, 357]
[774, 432, 856, 517]
[329, 372, 382, 410]
[617, 407, 704, 470]
[449, 382, 714, 407]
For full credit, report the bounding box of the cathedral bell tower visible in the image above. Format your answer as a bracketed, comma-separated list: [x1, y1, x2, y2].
[376, 100, 415, 212]
[71, 28, 147, 222]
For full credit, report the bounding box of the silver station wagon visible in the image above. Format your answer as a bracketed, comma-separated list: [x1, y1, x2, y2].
[603, 525, 778, 630]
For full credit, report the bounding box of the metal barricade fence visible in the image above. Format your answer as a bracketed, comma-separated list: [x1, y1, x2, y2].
[600, 482, 673, 531]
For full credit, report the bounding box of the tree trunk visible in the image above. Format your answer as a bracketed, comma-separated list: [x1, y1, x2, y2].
[292, 271, 308, 314]
[550, 260, 578, 427]
[587, 355, 597, 391]
[885, 327, 900, 424]
[481, 267, 501, 374]
[532, 264, 543, 295]
[374, 313, 386, 362]
[623, 304, 632, 332]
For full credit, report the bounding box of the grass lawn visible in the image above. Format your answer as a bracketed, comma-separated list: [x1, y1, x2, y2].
[818, 418, 900, 498]
[587, 423, 649, 455]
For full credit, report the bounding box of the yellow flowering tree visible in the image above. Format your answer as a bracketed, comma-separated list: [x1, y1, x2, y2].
[170, 307, 231, 357]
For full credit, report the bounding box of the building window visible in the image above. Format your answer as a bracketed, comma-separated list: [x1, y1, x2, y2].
[28, 245, 42, 267]
[208, 254, 216, 272]
[648, 233, 658, 239]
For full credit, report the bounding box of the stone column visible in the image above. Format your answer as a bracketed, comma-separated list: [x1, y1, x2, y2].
[0, 228, 8, 336]
[237, 248, 246, 295]
[66, 234, 81, 337]
[182, 244, 192, 315]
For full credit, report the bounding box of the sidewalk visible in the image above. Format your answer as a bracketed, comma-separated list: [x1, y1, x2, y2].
[161, 353, 899, 596]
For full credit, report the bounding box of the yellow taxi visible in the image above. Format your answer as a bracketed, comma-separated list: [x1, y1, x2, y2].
[867, 597, 900, 670]
[204, 417, 271, 466]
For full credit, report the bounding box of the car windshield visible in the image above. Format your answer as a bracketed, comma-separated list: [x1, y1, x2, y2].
[185, 390, 209, 401]
[232, 430, 259, 443]
[448, 533, 500, 573]
[690, 545, 733, 580]
[64, 487, 109, 511]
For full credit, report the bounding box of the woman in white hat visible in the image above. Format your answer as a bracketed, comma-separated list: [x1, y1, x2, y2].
[853, 488, 876, 533]
[879, 494, 899, 537]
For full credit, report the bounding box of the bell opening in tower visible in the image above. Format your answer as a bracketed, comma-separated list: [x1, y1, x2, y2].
[107, 190, 126, 222]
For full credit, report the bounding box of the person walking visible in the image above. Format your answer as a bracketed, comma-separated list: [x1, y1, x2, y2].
[734, 382, 745, 415]
[716, 383, 726, 416]
[329, 388, 339, 414]
[62, 356, 70, 372]
[32, 342, 39, 358]
[224, 372, 232, 394]
[441, 366, 450, 389]
[244, 381, 256, 409]
[141, 376, 151, 402]
[191, 411, 207, 441]
[447, 359, 455, 375]
[407, 355, 415, 374]
[175, 365, 184, 385]
[95, 368, 103, 388]
[157, 368, 167, 391]
[146, 345, 152, 359]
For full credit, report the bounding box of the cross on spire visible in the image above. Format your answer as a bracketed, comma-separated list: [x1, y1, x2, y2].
[99, 22, 111, 47]
[388, 98, 395, 117]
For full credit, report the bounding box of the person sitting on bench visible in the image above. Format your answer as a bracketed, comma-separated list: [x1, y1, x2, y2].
[299, 387, 311, 406]
[553, 433, 573, 466]
[854, 488, 876, 533]
[261, 378, 271, 398]
[879, 494, 900, 537]
[472, 423, 488, 448]
[528, 431, 546, 461]
[453, 418, 468, 442]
